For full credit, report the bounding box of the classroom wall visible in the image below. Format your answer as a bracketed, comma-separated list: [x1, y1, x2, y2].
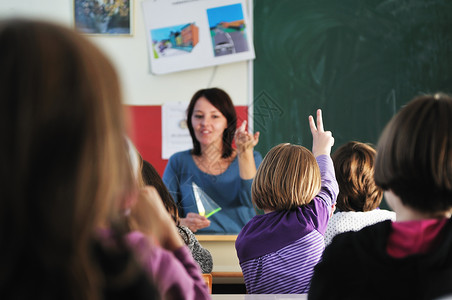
[0, 0, 252, 174]
[0, 0, 251, 106]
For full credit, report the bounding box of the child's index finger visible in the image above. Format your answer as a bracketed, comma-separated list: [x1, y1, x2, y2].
[316, 109, 324, 132]
[309, 115, 317, 134]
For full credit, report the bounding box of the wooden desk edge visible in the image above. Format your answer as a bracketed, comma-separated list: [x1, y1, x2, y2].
[195, 234, 238, 242]
[211, 271, 243, 278]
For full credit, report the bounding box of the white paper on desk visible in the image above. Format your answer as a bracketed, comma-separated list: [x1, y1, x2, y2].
[162, 101, 192, 159]
[142, 0, 255, 75]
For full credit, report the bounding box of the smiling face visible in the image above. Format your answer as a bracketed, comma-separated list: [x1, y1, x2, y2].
[191, 97, 228, 152]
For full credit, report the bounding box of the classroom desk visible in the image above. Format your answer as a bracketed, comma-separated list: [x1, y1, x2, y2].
[211, 294, 308, 299]
[196, 234, 243, 284]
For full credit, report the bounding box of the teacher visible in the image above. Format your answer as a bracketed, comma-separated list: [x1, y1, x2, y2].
[163, 88, 262, 234]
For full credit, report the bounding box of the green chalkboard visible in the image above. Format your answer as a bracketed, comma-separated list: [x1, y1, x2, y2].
[253, 0, 452, 155]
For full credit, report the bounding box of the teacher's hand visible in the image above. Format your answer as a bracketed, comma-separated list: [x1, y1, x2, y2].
[235, 121, 260, 154]
[180, 212, 210, 232]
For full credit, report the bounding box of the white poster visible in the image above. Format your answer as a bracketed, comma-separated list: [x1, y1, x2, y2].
[161, 102, 192, 159]
[142, 0, 255, 75]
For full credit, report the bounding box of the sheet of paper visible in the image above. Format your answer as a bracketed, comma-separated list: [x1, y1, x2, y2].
[142, 0, 255, 74]
[161, 101, 192, 159]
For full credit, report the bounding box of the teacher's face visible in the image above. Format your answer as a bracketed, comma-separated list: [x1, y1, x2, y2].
[191, 97, 228, 150]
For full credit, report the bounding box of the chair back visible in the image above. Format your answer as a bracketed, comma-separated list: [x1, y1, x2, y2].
[202, 273, 212, 294]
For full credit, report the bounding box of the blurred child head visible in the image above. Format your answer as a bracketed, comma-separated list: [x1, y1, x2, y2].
[0, 18, 137, 299]
[252, 143, 321, 211]
[0, 17, 134, 245]
[125, 140, 181, 227]
[374, 93, 452, 214]
[141, 160, 180, 225]
[332, 141, 383, 212]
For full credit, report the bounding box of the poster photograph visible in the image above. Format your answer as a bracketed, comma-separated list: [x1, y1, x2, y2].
[74, 0, 133, 35]
[207, 3, 249, 57]
[151, 23, 199, 59]
[142, 0, 254, 74]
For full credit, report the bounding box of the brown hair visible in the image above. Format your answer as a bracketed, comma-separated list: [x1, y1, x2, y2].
[0, 19, 142, 299]
[186, 88, 237, 158]
[139, 159, 191, 243]
[252, 143, 321, 211]
[332, 141, 382, 212]
[374, 93, 452, 213]
[141, 160, 180, 225]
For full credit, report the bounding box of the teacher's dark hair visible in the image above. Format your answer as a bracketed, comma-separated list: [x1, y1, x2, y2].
[186, 88, 237, 158]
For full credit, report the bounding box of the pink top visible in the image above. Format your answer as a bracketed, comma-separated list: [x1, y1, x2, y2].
[126, 231, 211, 300]
[386, 218, 448, 258]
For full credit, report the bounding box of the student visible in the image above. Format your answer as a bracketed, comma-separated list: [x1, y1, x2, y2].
[141, 159, 213, 274]
[0, 18, 158, 299]
[0, 18, 209, 300]
[163, 88, 262, 233]
[309, 94, 452, 300]
[235, 109, 338, 294]
[124, 140, 211, 299]
[324, 141, 395, 245]
[126, 187, 211, 300]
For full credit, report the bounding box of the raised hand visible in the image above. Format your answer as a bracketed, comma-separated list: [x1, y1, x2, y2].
[235, 121, 260, 154]
[130, 186, 184, 251]
[309, 109, 334, 157]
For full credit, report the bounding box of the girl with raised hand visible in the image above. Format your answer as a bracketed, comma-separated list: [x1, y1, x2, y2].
[235, 109, 338, 294]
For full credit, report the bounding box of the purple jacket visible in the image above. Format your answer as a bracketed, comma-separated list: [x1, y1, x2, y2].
[126, 231, 211, 300]
[235, 155, 338, 294]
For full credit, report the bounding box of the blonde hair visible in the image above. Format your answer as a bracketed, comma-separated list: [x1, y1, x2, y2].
[252, 143, 321, 211]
